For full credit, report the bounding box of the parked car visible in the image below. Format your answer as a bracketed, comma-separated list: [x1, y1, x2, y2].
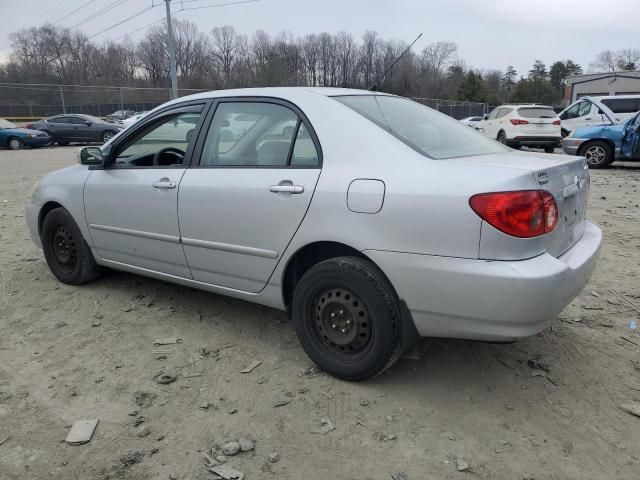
[558, 95, 640, 137]
[121, 111, 149, 128]
[25, 88, 602, 381]
[106, 110, 135, 122]
[0, 118, 51, 150]
[562, 96, 640, 168]
[459, 116, 484, 127]
[28, 114, 122, 145]
[475, 104, 561, 153]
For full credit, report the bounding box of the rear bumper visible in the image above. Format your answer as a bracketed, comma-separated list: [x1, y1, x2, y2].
[508, 136, 561, 148]
[365, 221, 602, 342]
[561, 137, 586, 156]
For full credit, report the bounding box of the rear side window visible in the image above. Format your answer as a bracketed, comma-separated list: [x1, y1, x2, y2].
[71, 117, 88, 125]
[517, 108, 557, 118]
[601, 97, 640, 113]
[51, 117, 71, 124]
[335, 95, 507, 159]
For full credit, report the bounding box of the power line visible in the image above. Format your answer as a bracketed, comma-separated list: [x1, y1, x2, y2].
[88, 4, 157, 39]
[113, 17, 165, 40]
[68, 0, 129, 29]
[180, 0, 260, 12]
[53, 0, 99, 25]
[49, 0, 87, 24]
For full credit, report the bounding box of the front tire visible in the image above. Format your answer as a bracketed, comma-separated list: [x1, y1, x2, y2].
[580, 140, 613, 169]
[41, 208, 103, 285]
[102, 130, 116, 143]
[8, 137, 24, 150]
[291, 257, 403, 381]
[544, 146, 555, 154]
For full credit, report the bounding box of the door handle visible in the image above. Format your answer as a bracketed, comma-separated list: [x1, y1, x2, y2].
[269, 184, 304, 194]
[152, 180, 176, 189]
[584, 117, 592, 121]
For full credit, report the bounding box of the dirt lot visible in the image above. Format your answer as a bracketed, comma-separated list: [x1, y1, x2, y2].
[1, 147, 639, 480]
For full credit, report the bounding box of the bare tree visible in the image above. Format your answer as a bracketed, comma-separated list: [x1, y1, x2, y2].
[590, 50, 617, 72]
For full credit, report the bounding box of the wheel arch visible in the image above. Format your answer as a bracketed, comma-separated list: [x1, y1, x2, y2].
[577, 138, 616, 156]
[38, 201, 65, 237]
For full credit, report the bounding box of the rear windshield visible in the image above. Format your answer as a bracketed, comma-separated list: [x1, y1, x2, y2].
[334, 95, 506, 159]
[517, 107, 557, 118]
[601, 97, 640, 114]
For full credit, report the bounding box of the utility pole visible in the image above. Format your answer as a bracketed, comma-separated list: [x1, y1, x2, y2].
[165, 0, 178, 99]
[59, 85, 66, 114]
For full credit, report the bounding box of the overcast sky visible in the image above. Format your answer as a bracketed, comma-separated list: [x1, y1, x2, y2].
[0, 0, 638, 77]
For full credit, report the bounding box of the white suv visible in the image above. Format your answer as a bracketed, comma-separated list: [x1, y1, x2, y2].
[559, 95, 640, 136]
[476, 104, 561, 153]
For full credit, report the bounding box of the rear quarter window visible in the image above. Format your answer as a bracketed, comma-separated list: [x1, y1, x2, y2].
[601, 98, 640, 114]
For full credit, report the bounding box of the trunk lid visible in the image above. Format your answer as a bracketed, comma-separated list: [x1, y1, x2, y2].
[452, 152, 589, 259]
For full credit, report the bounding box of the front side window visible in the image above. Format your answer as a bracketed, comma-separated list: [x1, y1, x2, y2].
[578, 101, 592, 117]
[487, 108, 500, 120]
[335, 95, 507, 159]
[200, 102, 319, 167]
[71, 117, 88, 125]
[112, 110, 202, 168]
[563, 102, 583, 119]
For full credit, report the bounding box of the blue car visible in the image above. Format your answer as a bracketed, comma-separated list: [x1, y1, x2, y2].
[0, 118, 51, 150]
[562, 96, 640, 168]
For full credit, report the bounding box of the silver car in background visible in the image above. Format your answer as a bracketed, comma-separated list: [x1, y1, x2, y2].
[25, 87, 602, 381]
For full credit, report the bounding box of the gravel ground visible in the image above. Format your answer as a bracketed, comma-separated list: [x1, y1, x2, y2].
[1, 146, 639, 480]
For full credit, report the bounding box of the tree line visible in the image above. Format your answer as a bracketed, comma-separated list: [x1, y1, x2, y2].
[1, 22, 638, 107]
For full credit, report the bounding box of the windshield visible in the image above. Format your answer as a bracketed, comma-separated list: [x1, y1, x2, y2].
[517, 107, 557, 119]
[0, 119, 17, 129]
[334, 95, 507, 159]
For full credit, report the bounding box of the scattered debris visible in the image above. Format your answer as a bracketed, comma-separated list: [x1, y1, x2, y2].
[238, 437, 255, 452]
[169, 474, 178, 480]
[0, 436, 11, 446]
[182, 372, 202, 379]
[222, 441, 241, 456]
[240, 360, 262, 373]
[495, 440, 513, 453]
[157, 435, 165, 441]
[91, 321, 101, 327]
[153, 337, 182, 345]
[273, 400, 290, 408]
[391, 473, 408, 480]
[527, 357, 550, 373]
[610, 288, 640, 315]
[373, 430, 397, 442]
[620, 336, 640, 348]
[200, 402, 210, 410]
[630, 320, 638, 332]
[359, 398, 370, 407]
[320, 416, 335, 434]
[119, 449, 144, 467]
[591, 291, 601, 297]
[216, 455, 227, 463]
[299, 365, 321, 378]
[155, 373, 177, 385]
[268, 452, 280, 463]
[209, 464, 244, 480]
[619, 403, 640, 418]
[134, 391, 156, 407]
[228, 408, 238, 415]
[531, 369, 546, 378]
[136, 425, 151, 438]
[457, 458, 470, 472]
[65, 419, 99, 445]
[133, 417, 145, 427]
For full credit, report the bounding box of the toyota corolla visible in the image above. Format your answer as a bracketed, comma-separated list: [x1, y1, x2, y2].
[25, 87, 602, 381]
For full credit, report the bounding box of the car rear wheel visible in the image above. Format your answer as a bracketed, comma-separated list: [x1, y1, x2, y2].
[102, 131, 116, 143]
[8, 137, 24, 150]
[291, 256, 403, 381]
[41, 132, 54, 146]
[57, 141, 69, 146]
[580, 141, 613, 169]
[544, 146, 555, 154]
[41, 207, 103, 285]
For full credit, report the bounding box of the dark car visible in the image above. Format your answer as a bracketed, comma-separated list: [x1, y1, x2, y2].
[106, 110, 135, 122]
[28, 114, 122, 145]
[0, 118, 51, 150]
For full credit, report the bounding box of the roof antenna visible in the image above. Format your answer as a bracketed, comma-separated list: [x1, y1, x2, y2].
[368, 33, 423, 91]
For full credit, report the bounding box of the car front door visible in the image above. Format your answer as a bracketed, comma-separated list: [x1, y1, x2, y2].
[178, 99, 322, 293]
[84, 103, 206, 277]
[48, 116, 74, 141]
[69, 116, 94, 141]
[561, 100, 592, 131]
[620, 113, 640, 159]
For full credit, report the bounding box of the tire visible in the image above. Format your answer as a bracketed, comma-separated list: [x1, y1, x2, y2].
[561, 128, 570, 138]
[8, 137, 24, 150]
[497, 131, 507, 145]
[102, 130, 116, 143]
[579, 140, 613, 169]
[41, 207, 103, 285]
[291, 256, 403, 381]
[57, 141, 69, 146]
[544, 146, 555, 154]
[41, 131, 54, 146]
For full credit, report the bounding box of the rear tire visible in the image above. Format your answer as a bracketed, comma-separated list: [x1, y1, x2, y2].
[41, 207, 103, 285]
[8, 137, 24, 150]
[580, 140, 613, 169]
[291, 256, 403, 381]
[544, 146, 555, 154]
[57, 141, 69, 146]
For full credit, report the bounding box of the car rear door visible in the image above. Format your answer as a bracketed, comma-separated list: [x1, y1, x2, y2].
[69, 116, 93, 141]
[178, 99, 322, 293]
[48, 116, 74, 140]
[84, 103, 206, 278]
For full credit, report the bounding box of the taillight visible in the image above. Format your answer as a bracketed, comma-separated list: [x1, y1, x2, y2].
[510, 119, 529, 125]
[25, 123, 33, 129]
[469, 190, 558, 238]
[552, 120, 561, 126]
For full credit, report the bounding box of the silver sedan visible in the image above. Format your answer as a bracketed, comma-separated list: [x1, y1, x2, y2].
[25, 88, 602, 381]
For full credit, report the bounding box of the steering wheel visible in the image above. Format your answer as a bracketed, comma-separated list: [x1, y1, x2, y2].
[153, 147, 185, 166]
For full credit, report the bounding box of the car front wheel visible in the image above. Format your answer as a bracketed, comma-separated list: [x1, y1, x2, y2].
[292, 257, 403, 381]
[41, 207, 103, 285]
[580, 141, 613, 169]
[8, 137, 24, 150]
[102, 131, 116, 143]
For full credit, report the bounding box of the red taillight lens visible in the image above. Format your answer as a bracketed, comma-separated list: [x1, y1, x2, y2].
[469, 190, 558, 238]
[552, 120, 561, 126]
[510, 119, 529, 125]
[25, 123, 33, 129]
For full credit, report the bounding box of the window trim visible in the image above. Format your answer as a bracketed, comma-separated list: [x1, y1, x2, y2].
[189, 96, 323, 169]
[99, 101, 209, 171]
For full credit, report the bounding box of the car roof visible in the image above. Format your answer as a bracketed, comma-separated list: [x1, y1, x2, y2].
[590, 94, 640, 100]
[497, 104, 553, 108]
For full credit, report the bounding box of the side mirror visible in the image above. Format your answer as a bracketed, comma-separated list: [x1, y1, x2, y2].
[78, 146, 103, 166]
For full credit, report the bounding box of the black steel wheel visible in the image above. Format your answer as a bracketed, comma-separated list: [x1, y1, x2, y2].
[292, 256, 403, 381]
[41, 207, 103, 285]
